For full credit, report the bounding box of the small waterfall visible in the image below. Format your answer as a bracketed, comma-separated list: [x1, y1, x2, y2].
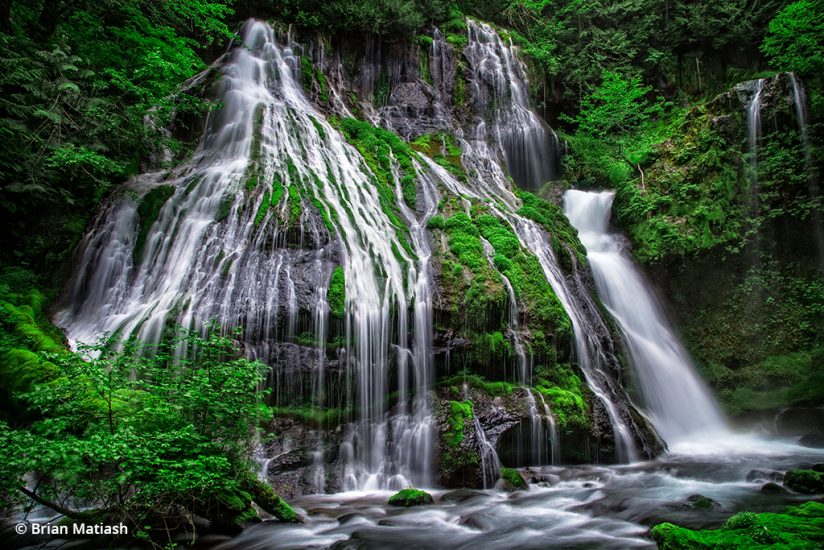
[745, 79, 765, 197]
[564, 190, 728, 443]
[481, 238, 558, 465]
[463, 21, 559, 190]
[462, 385, 501, 488]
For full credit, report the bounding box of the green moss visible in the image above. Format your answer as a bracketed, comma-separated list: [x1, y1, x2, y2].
[445, 399, 473, 447]
[516, 191, 587, 266]
[288, 184, 302, 225]
[244, 103, 266, 191]
[309, 115, 326, 140]
[411, 132, 466, 181]
[254, 190, 271, 227]
[499, 467, 527, 490]
[332, 117, 417, 256]
[0, 271, 67, 414]
[784, 469, 824, 494]
[327, 266, 345, 318]
[245, 476, 300, 523]
[134, 185, 175, 262]
[388, 488, 433, 507]
[439, 373, 517, 397]
[475, 213, 571, 337]
[651, 502, 824, 549]
[215, 193, 234, 222]
[534, 364, 589, 432]
[427, 215, 445, 229]
[271, 178, 285, 207]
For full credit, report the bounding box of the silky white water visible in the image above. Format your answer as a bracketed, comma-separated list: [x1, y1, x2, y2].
[564, 190, 728, 443]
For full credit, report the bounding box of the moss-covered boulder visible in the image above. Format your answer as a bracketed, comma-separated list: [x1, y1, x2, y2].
[388, 488, 434, 507]
[651, 502, 824, 549]
[784, 469, 824, 494]
[498, 467, 527, 491]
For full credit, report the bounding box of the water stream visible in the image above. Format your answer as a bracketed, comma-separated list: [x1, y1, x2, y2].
[564, 190, 728, 444]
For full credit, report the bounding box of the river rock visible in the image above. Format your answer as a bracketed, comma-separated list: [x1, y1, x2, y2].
[784, 469, 824, 494]
[683, 494, 721, 510]
[746, 469, 784, 483]
[761, 482, 787, 494]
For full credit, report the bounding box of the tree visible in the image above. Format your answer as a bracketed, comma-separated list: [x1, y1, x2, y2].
[567, 71, 661, 137]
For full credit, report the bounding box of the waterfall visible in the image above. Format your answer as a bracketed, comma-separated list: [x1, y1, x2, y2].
[57, 20, 435, 491]
[57, 17, 656, 497]
[563, 190, 728, 443]
[744, 79, 765, 199]
[463, 21, 560, 191]
[443, 20, 650, 462]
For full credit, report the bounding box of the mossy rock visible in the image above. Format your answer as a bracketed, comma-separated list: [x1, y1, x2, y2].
[683, 494, 720, 510]
[784, 469, 824, 494]
[651, 502, 824, 549]
[388, 488, 434, 507]
[498, 467, 527, 491]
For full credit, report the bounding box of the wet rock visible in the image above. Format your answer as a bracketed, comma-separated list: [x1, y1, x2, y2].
[458, 515, 486, 530]
[799, 433, 824, 448]
[784, 469, 824, 494]
[683, 494, 721, 510]
[761, 482, 787, 494]
[746, 469, 784, 483]
[775, 407, 824, 435]
[441, 488, 480, 503]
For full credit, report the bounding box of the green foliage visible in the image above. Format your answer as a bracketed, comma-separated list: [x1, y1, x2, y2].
[0, 1, 234, 274]
[388, 488, 433, 506]
[277, 0, 451, 36]
[686, 261, 824, 415]
[0, 325, 295, 539]
[564, 71, 661, 138]
[651, 501, 824, 549]
[761, 0, 824, 78]
[328, 265, 346, 317]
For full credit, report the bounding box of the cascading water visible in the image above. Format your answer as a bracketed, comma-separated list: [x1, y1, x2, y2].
[57, 20, 435, 491]
[745, 79, 765, 199]
[464, 21, 560, 191]
[481, 238, 558, 465]
[450, 20, 651, 462]
[563, 190, 728, 443]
